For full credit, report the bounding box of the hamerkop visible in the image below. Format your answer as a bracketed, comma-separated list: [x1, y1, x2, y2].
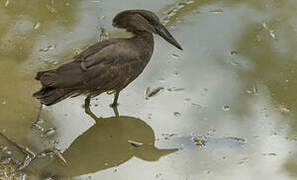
[33, 9, 182, 116]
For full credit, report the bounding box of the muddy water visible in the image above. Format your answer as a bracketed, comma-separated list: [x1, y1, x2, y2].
[0, 0, 297, 179]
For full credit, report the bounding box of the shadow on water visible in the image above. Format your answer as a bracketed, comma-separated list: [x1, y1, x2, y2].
[32, 106, 177, 178]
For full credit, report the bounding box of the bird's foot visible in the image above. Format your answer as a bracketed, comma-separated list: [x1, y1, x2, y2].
[85, 107, 104, 120]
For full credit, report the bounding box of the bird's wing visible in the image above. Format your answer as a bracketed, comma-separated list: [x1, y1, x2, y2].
[74, 39, 119, 62]
[39, 41, 140, 90]
[80, 41, 139, 69]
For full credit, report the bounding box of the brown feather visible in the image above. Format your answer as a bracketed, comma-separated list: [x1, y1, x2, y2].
[33, 10, 182, 106]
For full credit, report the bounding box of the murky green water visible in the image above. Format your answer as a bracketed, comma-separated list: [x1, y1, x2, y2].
[1, 0, 297, 179]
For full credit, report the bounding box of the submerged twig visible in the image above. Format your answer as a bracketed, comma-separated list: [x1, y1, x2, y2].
[0, 132, 68, 171]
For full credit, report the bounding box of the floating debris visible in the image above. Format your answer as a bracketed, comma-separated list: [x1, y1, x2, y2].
[98, 27, 109, 42]
[155, 173, 162, 178]
[1, 146, 8, 153]
[192, 137, 206, 146]
[165, 134, 177, 137]
[39, 45, 56, 52]
[238, 157, 248, 165]
[174, 112, 181, 117]
[280, 105, 290, 114]
[0, 156, 11, 165]
[147, 113, 152, 119]
[226, 136, 246, 143]
[46, 4, 57, 13]
[36, 148, 67, 167]
[171, 53, 180, 59]
[33, 22, 41, 30]
[173, 71, 179, 75]
[74, 48, 82, 55]
[230, 50, 238, 56]
[167, 87, 185, 92]
[0, 171, 8, 178]
[209, 9, 224, 14]
[18, 155, 33, 170]
[184, 98, 191, 101]
[262, 22, 277, 40]
[31, 123, 44, 132]
[128, 140, 143, 148]
[161, 133, 177, 140]
[41, 128, 56, 138]
[4, 0, 9, 7]
[145, 87, 164, 99]
[1, 147, 11, 155]
[246, 84, 258, 95]
[222, 105, 231, 112]
[206, 129, 216, 137]
[161, 0, 194, 25]
[230, 60, 240, 66]
[4, 0, 10, 7]
[262, 22, 268, 29]
[192, 103, 202, 108]
[269, 31, 277, 39]
[53, 148, 68, 166]
[2, 101, 6, 105]
[230, 51, 240, 66]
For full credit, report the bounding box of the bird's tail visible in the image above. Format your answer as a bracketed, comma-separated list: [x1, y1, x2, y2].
[33, 87, 73, 106]
[33, 71, 73, 106]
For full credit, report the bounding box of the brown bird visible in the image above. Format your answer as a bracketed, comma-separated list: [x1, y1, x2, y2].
[33, 9, 182, 117]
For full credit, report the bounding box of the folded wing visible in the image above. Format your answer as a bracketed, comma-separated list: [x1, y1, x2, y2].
[33, 39, 141, 105]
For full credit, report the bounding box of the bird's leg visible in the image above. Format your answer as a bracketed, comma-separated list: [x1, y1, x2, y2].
[110, 91, 120, 107]
[31, 104, 43, 130]
[84, 95, 102, 119]
[84, 95, 91, 112]
[111, 106, 119, 117]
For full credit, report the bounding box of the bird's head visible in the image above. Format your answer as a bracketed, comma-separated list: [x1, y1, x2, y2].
[113, 9, 183, 50]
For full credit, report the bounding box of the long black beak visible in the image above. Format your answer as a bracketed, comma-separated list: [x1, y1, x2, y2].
[155, 23, 183, 50]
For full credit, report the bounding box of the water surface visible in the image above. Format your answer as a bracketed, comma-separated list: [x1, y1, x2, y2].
[0, 0, 297, 179]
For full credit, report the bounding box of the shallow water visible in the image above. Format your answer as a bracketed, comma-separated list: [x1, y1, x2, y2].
[0, 0, 297, 179]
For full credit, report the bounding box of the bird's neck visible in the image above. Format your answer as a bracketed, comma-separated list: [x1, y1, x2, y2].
[133, 31, 154, 44]
[131, 31, 154, 61]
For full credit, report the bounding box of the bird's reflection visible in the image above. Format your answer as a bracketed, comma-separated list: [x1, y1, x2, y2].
[41, 105, 177, 178]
